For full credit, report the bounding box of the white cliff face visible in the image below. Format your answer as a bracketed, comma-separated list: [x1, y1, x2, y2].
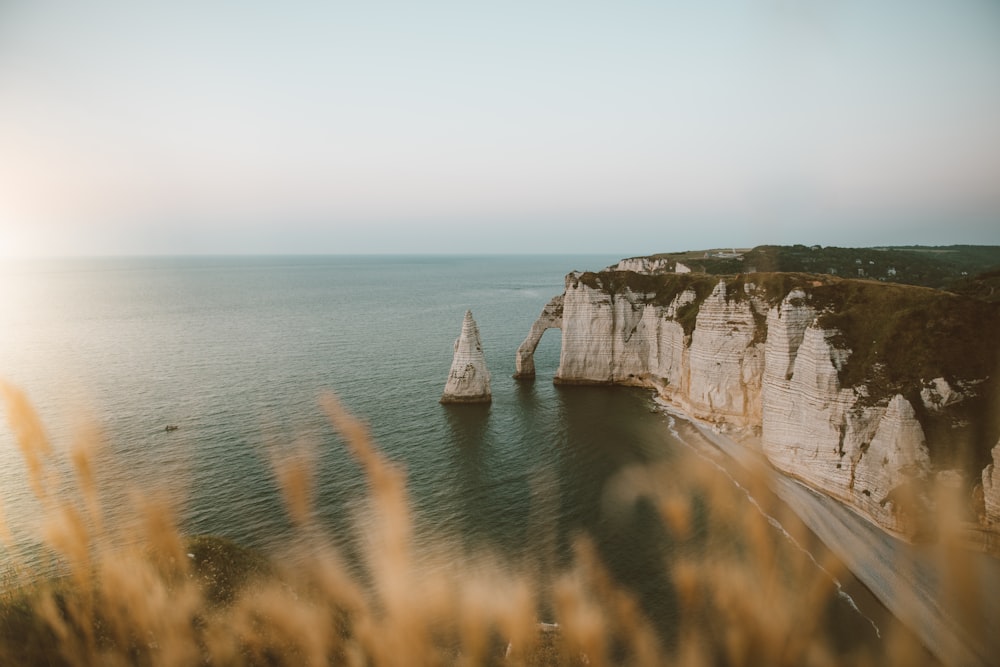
[760, 293, 933, 533]
[520, 272, 948, 535]
[684, 281, 763, 425]
[553, 275, 691, 387]
[852, 395, 930, 530]
[763, 340, 932, 533]
[762, 322, 860, 509]
[984, 441, 1000, 525]
[441, 310, 492, 404]
[642, 295, 688, 395]
[762, 289, 815, 385]
[607, 257, 673, 273]
[554, 276, 765, 424]
[921, 377, 964, 413]
[554, 273, 618, 383]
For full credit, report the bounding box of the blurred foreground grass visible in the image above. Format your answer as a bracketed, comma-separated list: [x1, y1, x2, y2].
[0, 382, 956, 666]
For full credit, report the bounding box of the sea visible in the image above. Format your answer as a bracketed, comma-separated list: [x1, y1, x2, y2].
[0, 254, 884, 646]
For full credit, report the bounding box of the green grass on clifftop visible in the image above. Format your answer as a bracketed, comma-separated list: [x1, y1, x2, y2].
[641, 244, 1000, 291]
[581, 267, 999, 397]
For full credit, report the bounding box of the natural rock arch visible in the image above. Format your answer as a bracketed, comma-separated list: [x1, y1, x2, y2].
[513, 294, 563, 380]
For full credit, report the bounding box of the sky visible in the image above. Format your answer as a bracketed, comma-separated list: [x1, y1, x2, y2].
[1, 1, 999, 257]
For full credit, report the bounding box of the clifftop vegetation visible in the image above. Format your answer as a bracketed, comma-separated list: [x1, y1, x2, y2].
[949, 268, 1000, 303]
[576, 268, 998, 389]
[632, 244, 1000, 292]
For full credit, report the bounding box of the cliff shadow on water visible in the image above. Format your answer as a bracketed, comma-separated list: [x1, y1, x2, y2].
[438, 356, 934, 660]
[440, 402, 508, 551]
[550, 385, 682, 640]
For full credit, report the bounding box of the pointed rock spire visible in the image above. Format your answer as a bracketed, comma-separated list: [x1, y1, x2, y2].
[441, 310, 492, 404]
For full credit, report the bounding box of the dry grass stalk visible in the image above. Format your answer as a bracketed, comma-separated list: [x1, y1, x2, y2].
[0, 382, 984, 665]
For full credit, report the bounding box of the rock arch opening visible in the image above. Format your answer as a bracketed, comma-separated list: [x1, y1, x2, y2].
[513, 295, 563, 381]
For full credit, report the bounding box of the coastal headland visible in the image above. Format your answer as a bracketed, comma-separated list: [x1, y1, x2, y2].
[515, 245, 1000, 540]
[515, 245, 1000, 665]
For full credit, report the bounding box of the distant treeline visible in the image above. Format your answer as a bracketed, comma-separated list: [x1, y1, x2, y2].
[651, 245, 1000, 296]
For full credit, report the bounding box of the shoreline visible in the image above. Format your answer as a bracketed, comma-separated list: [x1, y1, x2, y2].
[653, 396, 1000, 667]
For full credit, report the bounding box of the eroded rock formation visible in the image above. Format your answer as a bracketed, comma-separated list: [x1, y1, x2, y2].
[607, 256, 674, 273]
[441, 310, 491, 404]
[516, 266, 1000, 537]
[984, 441, 1000, 525]
[513, 294, 563, 380]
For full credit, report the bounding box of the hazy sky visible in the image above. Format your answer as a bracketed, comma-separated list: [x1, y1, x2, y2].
[1, 1, 999, 256]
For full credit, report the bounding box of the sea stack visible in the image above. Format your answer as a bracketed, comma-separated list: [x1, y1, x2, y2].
[441, 310, 492, 404]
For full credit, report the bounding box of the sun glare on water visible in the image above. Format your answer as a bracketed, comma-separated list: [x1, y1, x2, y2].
[0, 213, 22, 256]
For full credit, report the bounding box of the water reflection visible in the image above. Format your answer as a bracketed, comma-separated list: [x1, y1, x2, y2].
[552, 385, 680, 639]
[442, 402, 491, 452]
[440, 402, 527, 556]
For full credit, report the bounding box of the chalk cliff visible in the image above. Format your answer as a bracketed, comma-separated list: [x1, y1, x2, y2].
[441, 310, 491, 404]
[607, 257, 675, 273]
[516, 267, 1000, 536]
[985, 441, 1000, 526]
[514, 295, 563, 380]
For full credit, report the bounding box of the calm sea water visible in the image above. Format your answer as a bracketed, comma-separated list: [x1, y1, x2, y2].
[0, 254, 879, 643]
[0, 257, 666, 563]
